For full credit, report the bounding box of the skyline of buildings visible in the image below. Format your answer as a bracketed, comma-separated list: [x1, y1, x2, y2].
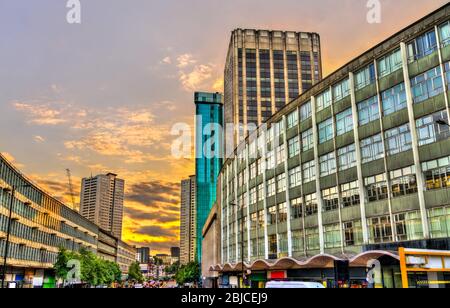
[224, 29, 322, 153]
[79, 173, 125, 240]
[195, 92, 224, 264]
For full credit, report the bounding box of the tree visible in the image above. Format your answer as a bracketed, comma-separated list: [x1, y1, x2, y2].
[175, 262, 200, 285]
[128, 261, 144, 283]
[53, 247, 123, 288]
[165, 261, 180, 275]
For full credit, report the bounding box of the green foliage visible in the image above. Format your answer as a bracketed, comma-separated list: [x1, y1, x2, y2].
[165, 261, 180, 275]
[53, 247, 123, 287]
[175, 262, 200, 285]
[128, 261, 144, 283]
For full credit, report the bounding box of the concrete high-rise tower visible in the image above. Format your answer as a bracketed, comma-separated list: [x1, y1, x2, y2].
[224, 29, 322, 152]
[180, 175, 197, 265]
[79, 173, 124, 239]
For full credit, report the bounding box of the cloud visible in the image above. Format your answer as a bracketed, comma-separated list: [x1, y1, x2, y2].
[34, 135, 45, 143]
[179, 64, 214, 92]
[13, 101, 69, 125]
[176, 54, 197, 68]
[127, 181, 179, 207]
[161, 56, 172, 64]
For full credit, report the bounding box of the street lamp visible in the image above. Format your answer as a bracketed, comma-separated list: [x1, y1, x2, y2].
[230, 202, 246, 288]
[1, 184, 31, 288]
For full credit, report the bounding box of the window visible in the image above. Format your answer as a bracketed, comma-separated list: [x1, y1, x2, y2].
[337, 144, 356, 171]
[291, 198, 302, 219]
[324, 224, 342, 249]
[288, 137, 300, 158]
[305, 228, 320, 251]
[301, 128, 314, 152]
[357, 96, 379, 126]
[416, 110, 450, 146]
[377, 49, 402, 78]
[257, 159, 263, 175]
[355, 64, 376, 90]
[250, 188, 257, 205]
[390, 166, 418, 197]
[304, 193, 318, 216]
[428, 207, 450, 239]
[333, 78, 350, 102]
[410, 66, 443, 103]
[368, 216, 393, 244]
[422, 156, 450, 190]
[344, 221, 363, 247]
[407, 30, 437, 62]
[341, 181, 360, 208]
[322, 187, 339, 212]
[365, 173, 389, 202]
[320, 152, 336, 177]
[287, 110, 299, 129]
[300, 101, 312, 121]
[381, 83, 407, 116]
[394, 212, 423, 241]
[446, 62, 450, 90]
[276, 173, 286, 193]
[292, 230, 304, 253]
[278, 203, 288, 223]
[276, 146, 285, 166]
[289, 166, 302, 188]
[258, 184, 264, 201]
[250, 162, 257, 179]
[336, 108, 353, 136]
[361, 133, 384, 163]
[385, 124, 412, 155]
[266, 151, 275, 169]
[316, 89, 332, 112]
[439, 21, 450, 47]
[318, 118, 334, 144]
[302, 160, 316, 183]
[268, 206, 277, 225]
[267, 178, 276, 197]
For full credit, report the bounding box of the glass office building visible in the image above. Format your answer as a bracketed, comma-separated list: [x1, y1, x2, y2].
[195, 92, 223, 263]
[215, 4, 450, 288]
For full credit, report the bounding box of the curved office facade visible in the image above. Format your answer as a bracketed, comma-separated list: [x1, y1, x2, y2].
[0, 153, 99, 285]
[218, 5, 450, 283]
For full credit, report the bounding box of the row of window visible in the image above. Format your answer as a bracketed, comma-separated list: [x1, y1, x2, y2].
[224, 207, 450, 260]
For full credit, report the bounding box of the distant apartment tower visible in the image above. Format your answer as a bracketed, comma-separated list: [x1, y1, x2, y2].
[195, 92, 223, 263]
[137, 247, 150, 264]
[224, 29, 322, 150]
[171, 247, 180, 258]
[180, 175, 197, 264]
[80, 173, 125, 239]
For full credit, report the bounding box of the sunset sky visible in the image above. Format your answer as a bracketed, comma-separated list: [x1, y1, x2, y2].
[0, 0, 448, 254]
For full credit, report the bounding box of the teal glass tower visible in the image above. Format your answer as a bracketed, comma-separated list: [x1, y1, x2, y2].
[195, 92, 223, 263]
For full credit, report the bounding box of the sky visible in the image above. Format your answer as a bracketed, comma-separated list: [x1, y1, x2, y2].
[0, 0, 448, 254]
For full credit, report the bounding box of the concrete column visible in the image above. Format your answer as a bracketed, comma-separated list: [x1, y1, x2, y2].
[400, 42, 430, 238]
[261, 128, 270, 259]
[244, 143, 252, 262]
[349, 73, 370, 245]
[311, 96, 325, 254]
[372, 59, 398, 242]
[282, 115, 293, 257]
[233, 158, 239, 262]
